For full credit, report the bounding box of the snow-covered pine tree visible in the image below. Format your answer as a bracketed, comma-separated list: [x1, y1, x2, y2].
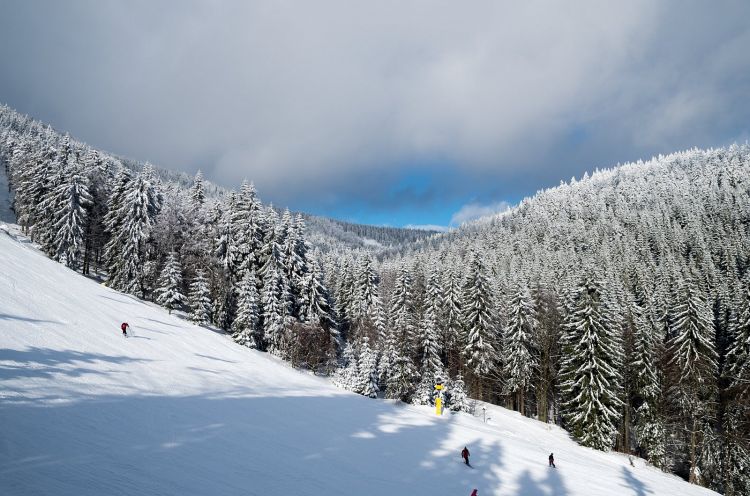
[385, 351, 419, 402]
[50, 159, 92, 269]
[155, 252, 186, 314]
[630, 301, 666, 468]
[559, 274, 623, 450]
[214, 192, 235, 273]
[280, 209, 307, 317]
[229, 181, 264, 281]
[420, 269, 444, 375]
[389, 265, 416, 354]
[357, 336, 379, 398]
[232, 270, 261, 348]
[461, 250, 498, 392]
[447, 374, 469, 412]
[377, 326, 398, 389]
[384, 265, 419, 400]
[722, 403, 750, 495]
[726, 281, 750, 398]
[262, 260, 290, 356]
[720, 279, 750, 493]
[351, 254, 386, 337]
[667, 273, 718, 484]
[301, 262, 339, 346]
[105, 168, 161, 295]
[441, 264, 463, 374]
[189, 268, 212, 325]
[334, 257, 356, 338]
[81, 149, 112, 275]
[13, 140, 56, 235]
[502, 283, 538, 414]
[333, 341, 361, 394]
[191, 170, 205, 209]
[35, 143, 69, 257]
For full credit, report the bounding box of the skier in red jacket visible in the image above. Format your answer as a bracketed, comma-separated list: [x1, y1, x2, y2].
[121, 322, 129, 337]
[461, 446, 470, 465]
[470, 489, 478, 496]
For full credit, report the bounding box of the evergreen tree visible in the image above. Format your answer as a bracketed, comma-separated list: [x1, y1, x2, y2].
[502, 284, 538, 414]
[232, 270, 261, 348]
[630, 300, 666, 467]
[559, 274, 623, 450]
[229, 181, 264, 280]
[105, 169, 161, 295]
[357, 337, 379, 398]
[461, 251, 497, 380]
[385, 351, 419, 402]
[50, 160, 92, 269]
[189, 269, 212, 325]
[447, 374, 469, 412]
[262, 261, 289, 355]
[155, 252, 186, 314]
[441, 265, 463, 374]
[191, 170, 205, 209]
[419, 269, 444, 375]
[333, 342, 361, 393]
[390, 265, 416, 355]
[668, 274, 718, 484]
[726, 282, 750, 397]
[301, 263, 339, 347]
[352, 254, 386, 337]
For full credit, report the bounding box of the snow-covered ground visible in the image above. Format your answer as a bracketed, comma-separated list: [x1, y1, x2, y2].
[0, 225, 716, 496]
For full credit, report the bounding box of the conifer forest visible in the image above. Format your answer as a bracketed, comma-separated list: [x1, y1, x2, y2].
[2, 104, 749, 494]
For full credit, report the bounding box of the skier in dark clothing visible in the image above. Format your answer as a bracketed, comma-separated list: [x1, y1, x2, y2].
[549, 453, 555, 468]
[461, 446, 470, 465]
[121, 322, 130, 337]
[470, 490, 478, 496]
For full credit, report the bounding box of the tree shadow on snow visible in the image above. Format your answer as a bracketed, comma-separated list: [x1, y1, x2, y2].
[0, 392, 506, 496]
[621, 466, 650, 496]
[0, 347, 150, 383]
[515, 465, 570, 496]
[194, 354, 238, 364]
[0, 313, 64, 325]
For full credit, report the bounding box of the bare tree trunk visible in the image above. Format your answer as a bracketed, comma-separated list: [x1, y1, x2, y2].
[689, 417, 698, 484]
[539, 381, 548, 422]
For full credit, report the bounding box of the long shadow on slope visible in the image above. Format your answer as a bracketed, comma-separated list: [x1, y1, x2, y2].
[0, 347, 150, 382]
[0, 313, 64, 325]
[621, 466, 649, 496]
[516, 465, 570, 496]
[0, 392, 504, 496]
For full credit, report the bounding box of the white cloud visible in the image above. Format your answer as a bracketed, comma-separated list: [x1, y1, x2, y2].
[450, 201, 511, 226]
[1, 0, 749, 216]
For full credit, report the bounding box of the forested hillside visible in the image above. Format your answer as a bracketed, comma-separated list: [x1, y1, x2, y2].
[1, 103, 748, 494]
[319, 146, 750, 494]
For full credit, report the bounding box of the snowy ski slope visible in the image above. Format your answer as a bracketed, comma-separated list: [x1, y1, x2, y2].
[0, 225, 717, 496]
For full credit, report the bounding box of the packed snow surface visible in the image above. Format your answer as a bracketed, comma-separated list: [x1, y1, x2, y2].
[0, 226, 716, 496]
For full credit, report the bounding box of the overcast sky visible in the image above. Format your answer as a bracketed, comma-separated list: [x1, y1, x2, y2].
[1, 1, 749, 227]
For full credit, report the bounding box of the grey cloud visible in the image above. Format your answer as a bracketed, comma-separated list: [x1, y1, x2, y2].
[1, 0, 748, 218]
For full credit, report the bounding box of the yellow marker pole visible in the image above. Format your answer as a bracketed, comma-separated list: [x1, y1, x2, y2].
[435, 384, 443, 415]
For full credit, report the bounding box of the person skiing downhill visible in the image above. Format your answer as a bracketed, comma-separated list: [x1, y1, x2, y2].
[470, 490, 478, 496]
[121, 322, 130, 337]
[461, 446, 470, 465]
[549, 453, 555, 468]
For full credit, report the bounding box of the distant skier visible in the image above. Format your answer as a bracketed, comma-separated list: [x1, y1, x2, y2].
[462, 446, 470, 466]
[470, 489, 478, 496]
[549, 453, 555, 468]
[121, 322, 130, 337]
